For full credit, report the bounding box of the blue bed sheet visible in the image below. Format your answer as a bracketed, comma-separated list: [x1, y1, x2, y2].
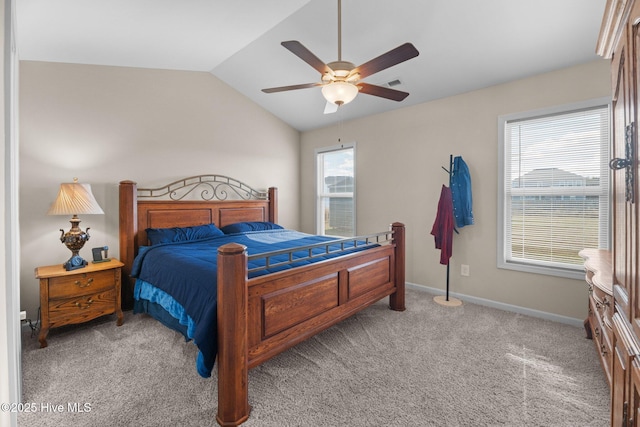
[131, 229, 372, 378]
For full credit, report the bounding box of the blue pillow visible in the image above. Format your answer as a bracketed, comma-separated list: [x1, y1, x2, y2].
[220, 221, 284, 234]
[146, 223, 224, 245]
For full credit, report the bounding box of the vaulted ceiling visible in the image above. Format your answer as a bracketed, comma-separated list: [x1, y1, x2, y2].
[16, 0, 607, 131]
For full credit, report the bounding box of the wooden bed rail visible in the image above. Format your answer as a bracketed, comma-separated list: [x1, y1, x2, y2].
[215, 222, 406, 426]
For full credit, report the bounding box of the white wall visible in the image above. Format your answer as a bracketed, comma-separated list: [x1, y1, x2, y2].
[18, 61, 301, 319]
[2, 0, 20, 426]
[300, 60, 611, 320]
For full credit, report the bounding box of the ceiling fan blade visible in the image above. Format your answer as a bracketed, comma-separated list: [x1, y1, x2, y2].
[262, 82, 322, 93]
[281, 40, 333, 75]
[358, 82, 409, 101]
[324, 101, 339, 114]
[351, 43, 419, 80]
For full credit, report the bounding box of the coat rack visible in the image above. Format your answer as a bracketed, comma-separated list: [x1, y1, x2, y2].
[434, 154, 462, 307]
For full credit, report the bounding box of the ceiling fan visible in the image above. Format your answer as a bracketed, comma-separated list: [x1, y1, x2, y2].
[262, 0, 419, 114]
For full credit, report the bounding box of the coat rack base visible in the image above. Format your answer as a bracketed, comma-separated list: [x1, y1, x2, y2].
[434, 295, 462, 307]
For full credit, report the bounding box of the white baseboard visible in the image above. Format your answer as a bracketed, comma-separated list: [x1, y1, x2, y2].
[406, 282, 584, 328]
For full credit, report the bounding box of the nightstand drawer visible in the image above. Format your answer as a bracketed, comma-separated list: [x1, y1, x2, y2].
[48, 269, 115, 299]
[48, 289, 117, 327]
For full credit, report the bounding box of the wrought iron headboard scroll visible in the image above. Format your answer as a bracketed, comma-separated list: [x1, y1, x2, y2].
[137, 175, 268, 201]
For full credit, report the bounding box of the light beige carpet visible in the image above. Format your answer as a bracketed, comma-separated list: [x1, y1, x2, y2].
[19, 288, 609, 426]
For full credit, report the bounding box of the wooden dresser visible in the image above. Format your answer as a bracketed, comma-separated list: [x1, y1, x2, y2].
[35, 259, 124, 348]
[581, 249, 614, 387]
[597, 0, 640, 425]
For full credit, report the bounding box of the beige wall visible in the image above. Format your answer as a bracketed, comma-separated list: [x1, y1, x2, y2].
[300, 60, 611, 321]
[19, 59, 611, 323]
[19, 61, 301, 319]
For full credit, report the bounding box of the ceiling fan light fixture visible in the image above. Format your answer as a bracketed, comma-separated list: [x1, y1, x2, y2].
[322, 81, 359, 106]
[262, 0, 419, 112]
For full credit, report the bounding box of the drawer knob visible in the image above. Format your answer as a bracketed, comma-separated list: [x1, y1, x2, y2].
[75, 299, 94, 309]
[74, 278, 94, 288]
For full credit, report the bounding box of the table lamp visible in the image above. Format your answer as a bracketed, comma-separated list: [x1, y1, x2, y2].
[47, 178, 104, 270]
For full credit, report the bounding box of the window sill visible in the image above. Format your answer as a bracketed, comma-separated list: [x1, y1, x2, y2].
[498, 259, 584, 280]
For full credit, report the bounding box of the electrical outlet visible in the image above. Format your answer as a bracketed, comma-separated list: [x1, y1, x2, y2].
[461, 264, 469, 276]
[20, 311, 26, 321]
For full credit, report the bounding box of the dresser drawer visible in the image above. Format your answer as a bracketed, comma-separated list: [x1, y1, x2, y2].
[48, 269, 116, 299]
[589, 296, 612, 385]
[589, 297, 603, 346]
[592, 285, 613, 318]
[48, 289, 117, 327]
[592, 288, 613, 342]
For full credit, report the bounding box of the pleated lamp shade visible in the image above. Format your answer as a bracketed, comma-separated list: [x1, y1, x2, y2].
[47, 180, 104, 216]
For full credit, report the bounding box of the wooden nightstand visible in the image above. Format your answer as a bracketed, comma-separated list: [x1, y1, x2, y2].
[35, 259, 125, 348]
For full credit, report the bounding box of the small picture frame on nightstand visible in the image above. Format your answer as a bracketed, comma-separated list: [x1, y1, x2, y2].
[91, 246, 111, 263]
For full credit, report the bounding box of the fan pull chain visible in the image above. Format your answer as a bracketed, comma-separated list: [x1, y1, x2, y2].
[337, 107, 344, 144]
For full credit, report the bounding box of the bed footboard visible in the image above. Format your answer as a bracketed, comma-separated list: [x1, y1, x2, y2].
[216, 222, 406, 426]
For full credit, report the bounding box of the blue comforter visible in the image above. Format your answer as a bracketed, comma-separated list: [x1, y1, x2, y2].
[131, 229, 370, 377]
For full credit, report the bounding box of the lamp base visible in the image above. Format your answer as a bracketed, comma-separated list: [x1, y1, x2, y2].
[59, 215, 91, 271]
[63, 255, 88, 271]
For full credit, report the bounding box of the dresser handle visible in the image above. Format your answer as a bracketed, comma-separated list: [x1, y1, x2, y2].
[594, 327, 600, 338]
[75, 299, 94, 309]
[74, 278, 94, 288]
[602, 296, 610, 307]
[601, 344, 608, 357]
[608, 123, 635, 203]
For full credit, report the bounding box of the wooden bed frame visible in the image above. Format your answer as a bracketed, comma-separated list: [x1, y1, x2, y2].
[118, 175, 406, 426]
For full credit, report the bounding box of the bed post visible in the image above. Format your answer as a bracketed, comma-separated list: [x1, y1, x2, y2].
[389, 222, 406, 312]
[119, 180, 138, 310]
[268, 187, 278, 224]
[216, 243, 250, 427]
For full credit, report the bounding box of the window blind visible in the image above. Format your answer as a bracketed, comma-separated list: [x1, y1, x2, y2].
[503, 104, 609, 271]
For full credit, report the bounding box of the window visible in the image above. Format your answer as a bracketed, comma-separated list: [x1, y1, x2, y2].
[316, 143, 355, 237]
[498, 98, 610, 279]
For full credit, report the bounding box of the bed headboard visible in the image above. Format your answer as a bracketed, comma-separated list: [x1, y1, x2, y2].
[119, 175, 277, 309]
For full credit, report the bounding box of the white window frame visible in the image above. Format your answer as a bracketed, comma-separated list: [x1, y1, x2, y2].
[315, 142, 356, 236]
[497, 97, 611, 280]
